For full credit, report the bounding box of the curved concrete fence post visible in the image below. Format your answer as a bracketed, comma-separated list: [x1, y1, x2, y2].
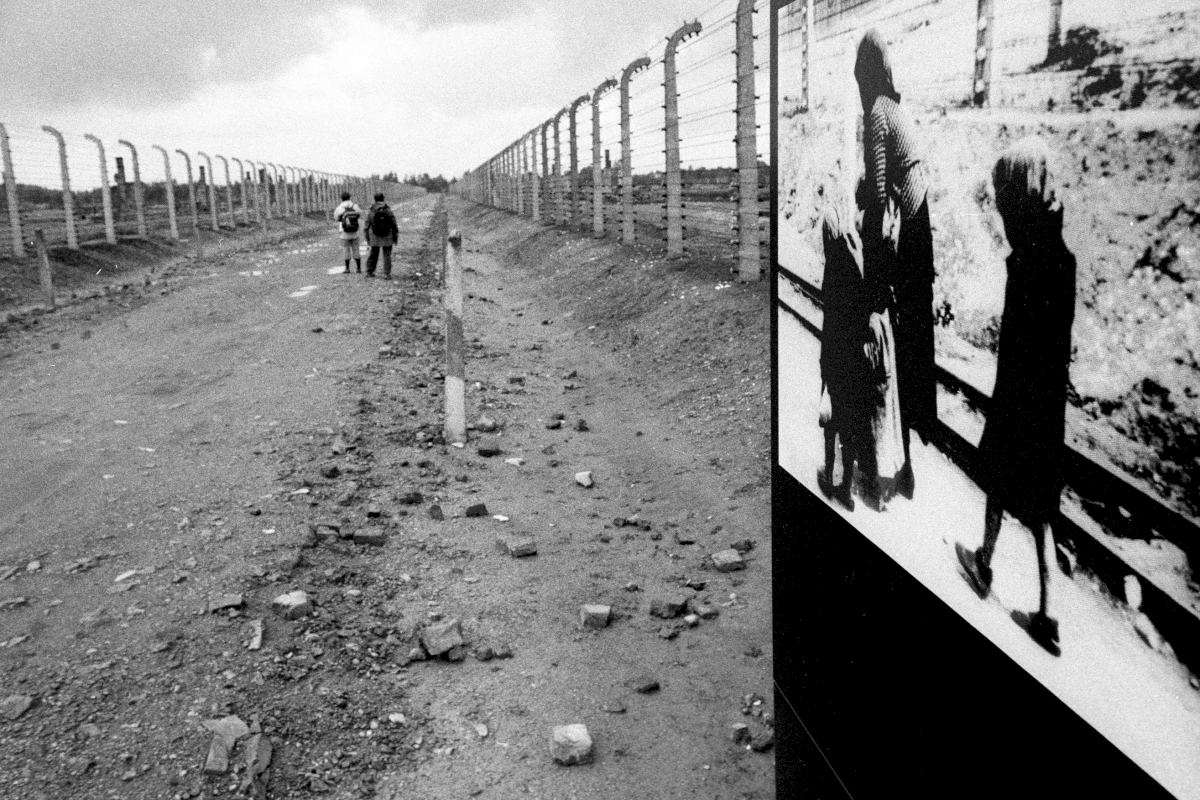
[118, 140, 147, 237]
[0, 123, 26, 257]
[197, 152, 219, 231]
[591, 78, 617, 237]
[175, 150, 200, 235]
[83, 135, 117, 244]
[619, 56, 651, 246]
[539, 121, 551, 223]
[568, 94, 589, 230]
[552, 107, 567, 225]
[530, 131, 542, 222]
[734, 0, 760, 281]
[215, 155, 234, 227]
[151, 146, 180, 240]
[265, 163, 279, 219]
[252, 161, 266, 223]
[231, 158, 247, 224]
[41, 126, 78, 250]
[665, 20, 702, 257]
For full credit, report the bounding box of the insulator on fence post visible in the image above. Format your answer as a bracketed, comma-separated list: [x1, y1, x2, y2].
[591, 78, 617, 238]
[0, 123, 26, 257]
[734, 0, 760, 281]
[198, 152, 219, 231]
[151, 145, 179, 240]
[973, 0, 995, 107]
[118, 141, 147, 238]
[175, 150, 200, 237]
[41, 126, 78, 250]
[568, 94, 589, 230]
[620, 56, 651, 246]
[665, 20, 702, 258]
[83, 135, 117, 244]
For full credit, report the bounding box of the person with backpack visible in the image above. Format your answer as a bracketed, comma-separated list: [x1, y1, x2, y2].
[333, 192, 363, 273]
[364, 192, 400, 280]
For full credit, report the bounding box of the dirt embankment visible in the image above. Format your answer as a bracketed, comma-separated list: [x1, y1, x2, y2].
[0, 195, 774, 799]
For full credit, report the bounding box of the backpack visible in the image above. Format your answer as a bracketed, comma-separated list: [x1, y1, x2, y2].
[371, 206, 394, 237]
[340, 209, 360, 233]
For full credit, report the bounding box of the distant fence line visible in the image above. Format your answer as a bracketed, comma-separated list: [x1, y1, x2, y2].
[0, 121, 423, 257]
[452, 0, 772, 282]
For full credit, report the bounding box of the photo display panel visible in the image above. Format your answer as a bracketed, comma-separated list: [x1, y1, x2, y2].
[770, 0, 1200, 796]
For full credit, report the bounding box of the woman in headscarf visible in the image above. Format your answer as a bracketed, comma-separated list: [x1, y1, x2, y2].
[956, 137, 1076, 657]
[854, 29, 935, 501]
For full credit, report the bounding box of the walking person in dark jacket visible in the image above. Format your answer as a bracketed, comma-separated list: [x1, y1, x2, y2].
[956, 137, 1077, 657]
[854, 29, 935, 501]
[364, 193, 400, 280]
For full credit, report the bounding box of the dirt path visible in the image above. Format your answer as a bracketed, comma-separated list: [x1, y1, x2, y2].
[0, 196, 774, 799]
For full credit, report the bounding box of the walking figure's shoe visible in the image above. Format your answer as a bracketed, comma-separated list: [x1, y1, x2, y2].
[955, 542, 992, 599]
[1011, 610, 1061, 657]
[342, 267, 350, 274]
[356, 267, 362, 273]
[381, 274, 392, 281]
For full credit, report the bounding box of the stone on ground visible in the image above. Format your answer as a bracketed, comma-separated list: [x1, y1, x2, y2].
[1, 694, 34, 720]
[353, 528, 386, 547]
[421, 619, 464, 657]
[649, 596, 688, 618]
[575, 471, 594, 488]
[496, 535, 537, 557]
[711, 549, 746, 572]
[579, 604, 611, 629]
[550, 724, 593, 765]
[465, 503, 489, 518]
[272, 590, 312, 620]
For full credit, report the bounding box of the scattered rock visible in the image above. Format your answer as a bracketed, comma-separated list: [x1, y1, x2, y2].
[208, 594, 244, 613]
[353, 528, 387, 547]
[465, 503, 489, 518]
[496, 535, 538, 558]
[202, 715, 249, 774]
[658, 625, 680, 640]
[744, 644, 763, 658]
[710, 549, 746, 572]
[579, 605, 611, 629]
[731, 723, 751, 744]
[494, 643, 514, 659]
[239, 733, 273, 793]
[421, 619, 464, 657]
[474, 723, 489, 738]
[428, 504, 445, 521]
[272, 590, 312, 620]
[546, 419, 562, 430]
[694, 604, 719, 620]
[477, 444, 501, 458]
[475, 416, 498, 432]
[504, 457, 526, 467]
[473, 645, 495, 662]
[575, 471, 594, 488]
[600, 698, 627, 713]
[730, 539, 754, 554]
[398, 491, 424, 505]
[550, 724, 593, 765]
[0, 597, 29, 611]
[649, 596, 688, 619]
[246, 619, 264, 651]
[750, 731, 775, 752]
[683, 614, 700, 627]
[574, 419, 589, 432]
[674, 531, 696, 545]
[320, 465, 340, 479]
[365, 505, 382, 518]
[1124, 574, 1143, 610]
[629, 676, 660, 694]
[1, 694, 34, 720]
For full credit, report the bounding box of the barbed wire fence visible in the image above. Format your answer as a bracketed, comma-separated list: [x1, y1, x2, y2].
[0, 121, 424, 258]
[453, 0, 773, 282]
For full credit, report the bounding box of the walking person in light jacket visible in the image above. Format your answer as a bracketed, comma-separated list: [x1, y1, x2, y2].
[333, 192, 364, 274]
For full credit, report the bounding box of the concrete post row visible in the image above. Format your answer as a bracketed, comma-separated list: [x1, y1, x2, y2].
[734, 0, 760, 281]
[197, 152, 219, 231]
[151, 145, 180, 240]
[231, 157, 248, 224]
[568, 95, 588, 230]
[215, 155, 234, 226]
[591, 78, 617, 238]
[619, 57, 651, 246]
[664, 20, 702, 257]
[529, 130, 542, 222]
[1, 123, 27, 257]
[540, 121, 551, 223]
[117, 140, 148, 238]
[552, 108, 566, 224]
[41, 126, 78, 250]
[83, 134, 117, 244]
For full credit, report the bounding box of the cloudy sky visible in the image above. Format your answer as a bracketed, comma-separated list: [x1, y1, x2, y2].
[0, 0, 737, 184]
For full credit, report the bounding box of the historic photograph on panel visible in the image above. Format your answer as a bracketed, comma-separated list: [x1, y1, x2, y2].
[773, 0, 1200, 796]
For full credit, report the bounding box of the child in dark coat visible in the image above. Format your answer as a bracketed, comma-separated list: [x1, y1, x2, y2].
[956, 138, 1076, 656]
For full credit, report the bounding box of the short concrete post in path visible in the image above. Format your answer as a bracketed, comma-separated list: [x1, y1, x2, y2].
[734, 0, 760, 281]
[444, 228, 467, 445]
[33, 230, 54, 307]
[198, 152, 219, 231]
[620, 56, 651, 246]
[175, 150, 200, 237]
[569, 94, 589, 230]
[665, 20, 702, 257]
[973, 0, 995, 107]
[84, 135, 117, 244]
[41, 126, 78, 250]
[118, 140, 147, 237]
[151, 145, 180, 241]
[216, 155, 234, 227]
[0, 123, 26, 257]
[591, 78, 617, 237]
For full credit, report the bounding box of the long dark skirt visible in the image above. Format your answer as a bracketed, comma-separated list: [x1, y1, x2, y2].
[893, 200, 936, 438]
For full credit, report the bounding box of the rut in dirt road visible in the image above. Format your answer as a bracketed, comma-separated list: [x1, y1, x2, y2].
[1, 195, 775, 799]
